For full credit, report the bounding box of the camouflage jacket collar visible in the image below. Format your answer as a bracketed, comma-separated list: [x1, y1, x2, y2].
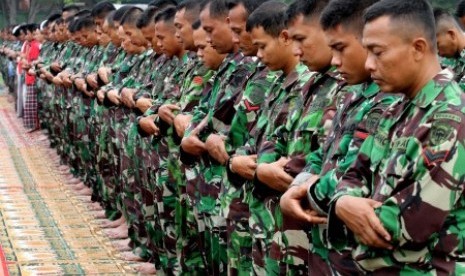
[411, 68, 455, 108]
[282, 62, 309, 90]
[361, 81, 379, 98]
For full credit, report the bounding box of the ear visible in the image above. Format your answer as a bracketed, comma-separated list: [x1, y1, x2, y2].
[447, 28, 457, 41]
[280, 29, 291, 45]
[411, 37, 428, 61]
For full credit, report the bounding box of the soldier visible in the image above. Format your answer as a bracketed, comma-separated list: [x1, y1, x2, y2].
[203, 0, 279, 274]
[180, 0, 258, 273]
[327, 0, 465, 274]
[434, 9, 465, 89]
[279, 0, 405, 274]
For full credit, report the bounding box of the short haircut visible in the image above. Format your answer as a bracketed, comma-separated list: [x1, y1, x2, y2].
[154, 6, 177, 24]
[47, 13, 62, 23]
[226, 0, 269, 16]
[26, 23, 40, 33]
[105, 11, 116, 28]
[457, 0, 465, 18]
[286, 0, 329, 25]
[75, 16, 96, 32]
[149, 0, 178, 9]
[113, 6, 135, 24]
[192, 19, 202, 30]
[209, 0, 230, 19]
[73, 9, 92, 19]
[62, 4, 80, 14]
[177, 0, 202, 22]
[120, 7, 144, 27]
[91, 1, 116, 19]
[136, 6, 158, 28]
[246, 0, 288, 37]
[363, 0, 436, 51]
[320, 0, 378, 34]
[12, 25, 25, 37]
[434, 8, 463, 32]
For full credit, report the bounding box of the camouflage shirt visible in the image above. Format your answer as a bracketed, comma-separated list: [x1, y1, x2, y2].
[328, 69, 465, 274]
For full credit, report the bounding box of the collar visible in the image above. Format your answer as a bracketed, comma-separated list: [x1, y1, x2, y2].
[411, 68, 454, 108]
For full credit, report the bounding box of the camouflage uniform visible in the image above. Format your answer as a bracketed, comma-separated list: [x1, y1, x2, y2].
[440, 48, 465, 90]
[255, 67, 344, 274]
[221, 64, 281, 274]
[293, 82, 404, 274]
[246, 63, 312, 275]
[328, 69, 465, 275]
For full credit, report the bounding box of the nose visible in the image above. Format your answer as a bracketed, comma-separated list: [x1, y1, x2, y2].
[293, 46, 302, 57]
[197, 48, 204, 59]
[157, 40, 163, 48]
[257, 49, 263, 59]
[331, 53, 341, 68]
[206, 35, 212, 45]
[232, 33, 239, 44]
[365, 53, 376, 72]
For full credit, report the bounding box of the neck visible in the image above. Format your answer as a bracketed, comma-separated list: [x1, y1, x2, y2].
[282, 56, 299, 76]
[405, 56, 441, 99]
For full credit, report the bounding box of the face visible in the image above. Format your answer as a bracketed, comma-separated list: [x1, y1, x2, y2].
[436, 29, 459, 58]
[81, 27, 99, 46]
[363, 16, 420, 94]
[251, 26, 291, 72]
[200, 6, 235, 54]
[33, 29, 44, 42]
[141, 24, 159, 50]
[325, 24, 370, 84]
[175, 8, 195, 51]
[194, 27, 225, 70]
[96, 25, 111, 46]
[123, 24, 148, 47]
[288, 15, 332, 72]
[228, 3, 256, 56]
[95, 17, 104, 28]
[155, 20, 183, 58]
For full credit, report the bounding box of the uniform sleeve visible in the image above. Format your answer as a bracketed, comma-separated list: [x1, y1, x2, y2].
[375, 115, 465, 246]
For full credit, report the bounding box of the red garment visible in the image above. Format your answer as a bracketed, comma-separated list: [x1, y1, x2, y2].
[25, 40, 40, 85]
[16, 41, 27, 75]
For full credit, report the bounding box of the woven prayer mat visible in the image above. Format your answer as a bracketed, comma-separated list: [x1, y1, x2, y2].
[0, 89, 137, 275]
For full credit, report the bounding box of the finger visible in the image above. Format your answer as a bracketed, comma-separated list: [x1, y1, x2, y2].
[369, 215, 391, 242]
[367, 199, 383, 209]
[360, 226, 392, 249]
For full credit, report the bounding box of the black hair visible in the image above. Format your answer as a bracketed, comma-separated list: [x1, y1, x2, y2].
[62, 4, 80, 14]
[47, 13, 62, 23]
[105, 11, 117, 28]
[192, 19, 202, 30]
[209, 0, 230, 19]
[286, 0, 328, 25]
[457, 0, 465, 18]
[136, 6, 158, 28]
[154, 6, 177, 24]
[91, 1, 116, 19]
[246, 0, 288, 37]
[363, 0, 436, 51]
[73, 9, 92, 19]
[120, 7, 144, 27]
[149, 0, 178, 9]
[177, 0, 202, 22]
[26, 23, 40, 33]
[113, 6, 134, 24]
[434, 8, 462, 32]
[75, 16, 96, 32]
[320, 0, 378, 34]
[227, 0, 269, 16]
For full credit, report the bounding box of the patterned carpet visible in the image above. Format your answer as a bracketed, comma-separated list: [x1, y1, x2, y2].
[0, 90, 136, 275]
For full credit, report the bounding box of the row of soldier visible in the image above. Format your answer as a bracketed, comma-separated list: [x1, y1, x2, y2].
[2, 0, 465, 275]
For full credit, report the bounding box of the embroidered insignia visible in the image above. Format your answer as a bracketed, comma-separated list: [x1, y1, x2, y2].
[244, 99, 260, 112]
[193, 76, 203, 86]
[430, 122, 453, 146]
[365, 110, 383, 133]
[422, 148, 450, 166]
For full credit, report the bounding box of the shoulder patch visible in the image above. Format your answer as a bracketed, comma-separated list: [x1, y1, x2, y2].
[429, 121, 454, 146]
[433, 113, 462, 123]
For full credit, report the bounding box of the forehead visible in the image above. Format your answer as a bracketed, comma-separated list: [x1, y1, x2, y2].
[175, 8, 186, 22]
[362, 16, 399, 47]
[193, 28, 206, 43]
[228, 3, 247, 21]
[251, 26, 273, 41]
